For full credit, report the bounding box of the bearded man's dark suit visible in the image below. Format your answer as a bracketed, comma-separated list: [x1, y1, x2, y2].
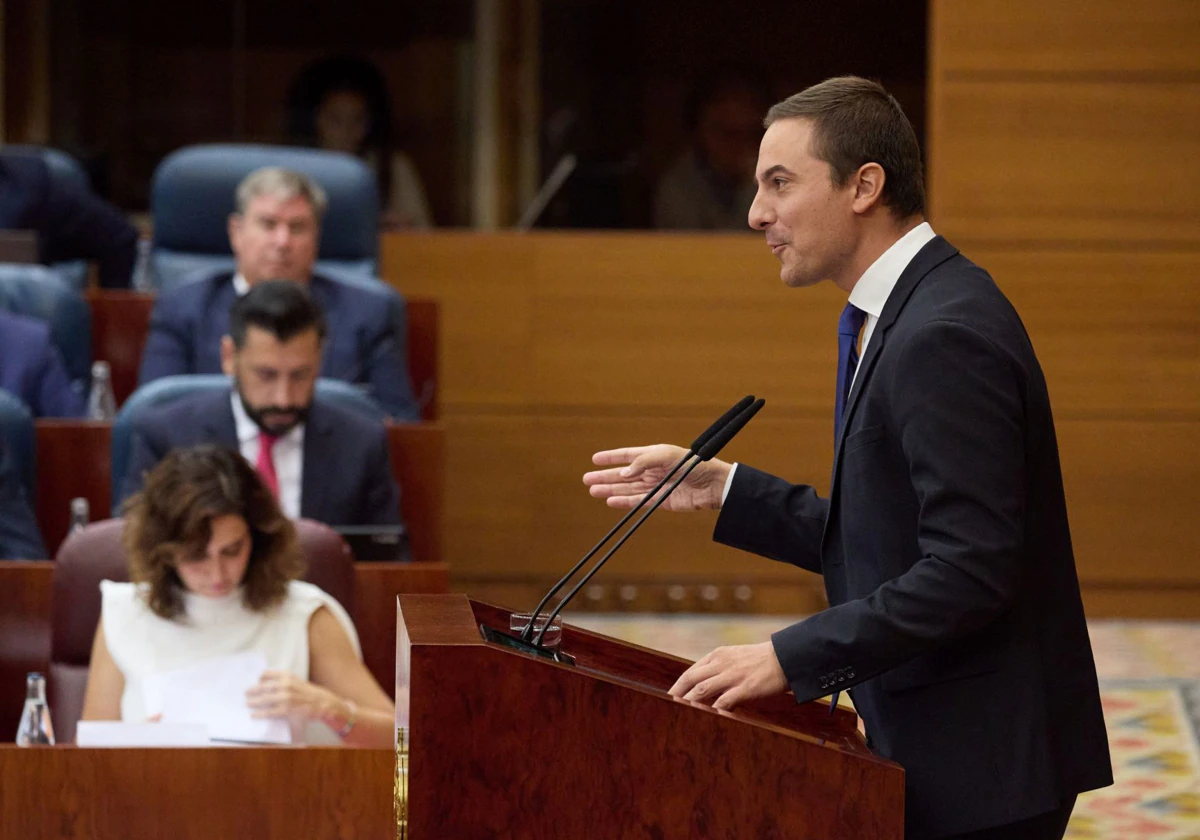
[117, 388, 401, 528]
[713, 236, 1112, 838]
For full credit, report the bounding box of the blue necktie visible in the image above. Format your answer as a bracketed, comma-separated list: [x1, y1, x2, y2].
[834, 302, 867, 441]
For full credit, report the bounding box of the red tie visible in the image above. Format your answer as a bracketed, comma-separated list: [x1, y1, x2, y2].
[255, 432, 279, 497]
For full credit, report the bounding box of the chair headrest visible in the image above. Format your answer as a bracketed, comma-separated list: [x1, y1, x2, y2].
[2, 145, 91, 193]
[150, 144, 379, 261]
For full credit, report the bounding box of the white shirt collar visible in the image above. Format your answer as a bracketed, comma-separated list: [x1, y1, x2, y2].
[847, 222, 936, 319]
[229, 390, 305, 446]
[232, 273, 250, 297]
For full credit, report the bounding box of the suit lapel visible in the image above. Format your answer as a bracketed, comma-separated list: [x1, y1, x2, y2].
[822, 237, 960, 542]
[201, 389, 240, 448]
[299, 402, 334, 521]
[309, 276, 341, 377]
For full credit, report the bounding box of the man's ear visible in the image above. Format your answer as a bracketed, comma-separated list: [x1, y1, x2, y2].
[220, 335, 236, 376]
[851, 163, 886, 215]
[227, 213, 241, 248]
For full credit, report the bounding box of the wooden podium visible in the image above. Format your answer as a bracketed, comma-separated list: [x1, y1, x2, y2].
[396, 595, 904, 838]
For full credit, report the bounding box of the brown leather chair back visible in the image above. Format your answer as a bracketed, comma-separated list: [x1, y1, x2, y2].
[49, 517, 354, 742]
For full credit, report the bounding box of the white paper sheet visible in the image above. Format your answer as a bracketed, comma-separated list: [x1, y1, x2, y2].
[141, 651, 291, 744]
[75, 721, 211, 747]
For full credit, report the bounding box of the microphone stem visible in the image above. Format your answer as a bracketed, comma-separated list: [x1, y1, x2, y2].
[533, 455, 704, 647]
[519, 451, 694, 641]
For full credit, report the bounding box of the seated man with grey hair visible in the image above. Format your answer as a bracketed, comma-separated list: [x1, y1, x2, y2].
[138, 166, 418, 420]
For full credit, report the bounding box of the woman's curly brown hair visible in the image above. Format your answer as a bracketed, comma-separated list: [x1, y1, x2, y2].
[122, 445, 305, 621]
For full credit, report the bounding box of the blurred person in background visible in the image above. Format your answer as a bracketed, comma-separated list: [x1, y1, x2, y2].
[137, 167, 419, 420]
[287, 55, 433, 230]
[0, 434, 46, 559]
[653, 70, 772, 230]
[123, 280, 403, 528]
[0, 309, 85, 417]
[0, 150, 138, 288]
[82, 445, 396, 745]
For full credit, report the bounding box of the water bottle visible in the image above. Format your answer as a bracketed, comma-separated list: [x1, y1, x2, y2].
[68, 497, 90, 535]
[86, 360, 117, 421]
[130, 236, 155, 292]
[16, 672, 55, 746]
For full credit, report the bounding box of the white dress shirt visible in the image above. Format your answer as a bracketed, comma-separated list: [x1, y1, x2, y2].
[721, 222, 938, 503]
[231, 391, 305, 519]
[232, 273, 251, 296]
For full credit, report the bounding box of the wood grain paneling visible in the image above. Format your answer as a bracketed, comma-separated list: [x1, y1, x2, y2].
[0, 746, 393, 838]
[386, 231, 844, 411]
[971, 248, 1200, 417]
[1058, 419, 1200, 583]
[399, 596, 904, 839]
[382, 231, 1200, 617]
[932, 81, 1200, 245]
[934, 0, 1200, 76]
[927, 0, 1200, 617]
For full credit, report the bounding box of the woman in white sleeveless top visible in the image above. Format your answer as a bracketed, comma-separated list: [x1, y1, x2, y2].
[80, 445, 396, 747]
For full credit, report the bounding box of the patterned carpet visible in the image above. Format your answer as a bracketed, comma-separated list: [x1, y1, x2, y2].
[568, 615, 1200, 838]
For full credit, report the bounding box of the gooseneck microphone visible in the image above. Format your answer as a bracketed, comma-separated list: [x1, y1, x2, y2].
[531, 397, 766, 647]
[517, 395, 755, 642]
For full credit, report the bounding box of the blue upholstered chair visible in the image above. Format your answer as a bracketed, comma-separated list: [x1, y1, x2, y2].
[0, 263, 92, 392]
[110, 374, 386, 507]
[149, 144, 380, 293]
[3, 146, 93, 291]
[0, 388, 37, 498]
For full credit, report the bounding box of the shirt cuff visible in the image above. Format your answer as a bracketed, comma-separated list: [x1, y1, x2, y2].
[720, 463, 739, 505]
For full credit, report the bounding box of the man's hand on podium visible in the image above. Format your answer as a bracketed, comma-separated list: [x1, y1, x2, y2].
[668, 641, 787, 711]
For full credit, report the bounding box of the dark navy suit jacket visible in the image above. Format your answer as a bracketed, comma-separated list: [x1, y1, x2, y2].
[118, 388, 402, 528]
[713, 237, 1111, 838]
[0, 436, 45, 559]
[0, 309, 85, 418]
[0, 152, 138, 289]
[138, 271, 418, 420]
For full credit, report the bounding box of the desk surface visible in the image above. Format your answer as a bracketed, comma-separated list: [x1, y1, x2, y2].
[0, 744, 393, 839]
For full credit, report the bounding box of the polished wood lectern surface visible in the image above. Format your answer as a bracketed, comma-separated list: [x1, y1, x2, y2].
[0, 745, 392, 839]
[396, 595, 905, 839]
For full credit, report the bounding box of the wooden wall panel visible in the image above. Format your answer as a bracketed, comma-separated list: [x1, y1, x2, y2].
[388, 232, 844, 412]
[935, 0, 1200, 75]
[932, 81, 1200, 245]
[1058, 419, 1200, 583]
[384, 230, 1200, 616]
[928, 0, 1200, 616]
[972, 248, 1200, 417]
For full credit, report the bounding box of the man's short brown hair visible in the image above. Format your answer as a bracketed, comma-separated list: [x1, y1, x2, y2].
[122, 445, 305, 621]
[765, 76, 925, 219]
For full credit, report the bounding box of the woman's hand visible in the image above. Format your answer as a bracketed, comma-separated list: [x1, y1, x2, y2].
[245, 670, 347, 725]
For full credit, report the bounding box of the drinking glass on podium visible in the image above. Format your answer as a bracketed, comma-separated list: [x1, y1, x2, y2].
[509, 612, 563, 649]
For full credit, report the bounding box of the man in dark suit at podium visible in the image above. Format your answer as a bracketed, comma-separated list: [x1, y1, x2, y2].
[584, 77, 1111, 839]
[121, 280, 401, 528]
[138, 166, 418, 420]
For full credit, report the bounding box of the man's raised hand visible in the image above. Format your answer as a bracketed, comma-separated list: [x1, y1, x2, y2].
[583, 444, 731, 512]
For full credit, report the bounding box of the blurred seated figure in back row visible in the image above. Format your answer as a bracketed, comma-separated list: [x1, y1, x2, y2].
[0, 308, 84, 417]
[121, 279, 403, 529]
[0, 435, 45, 560]
[0, 150, 139, 288]
[138, 166, 419, 420]
[288, 55, 433, 230]
[653, 70, 772, 231]
[82, 445, 396, 746]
